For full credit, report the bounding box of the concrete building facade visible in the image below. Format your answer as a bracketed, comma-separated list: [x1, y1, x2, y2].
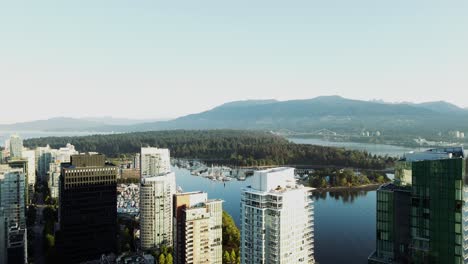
[140, 147, 171, 178]
[240, 167, 315, 264]
[173, 192, 223, 264]
[140, 172, 176, 250]
[8, 135, 23, 159]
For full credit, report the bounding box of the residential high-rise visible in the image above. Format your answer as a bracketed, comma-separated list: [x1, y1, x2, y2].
[55, 143, 77, 163]
[48, 162, 61, 199]
[368, 147, 467, 264]
[46, 143, 78, 200]
[35, 143, 78, 182]
[240, 167, 315, 264]
[8, 135, 23, 159]
[140, 147, 170, 178]
[133, 153, 140, 169]
[56, 154, 117, 263]
[35, 145, 54, 181]
[139, 171, 176, 250]
[21, 150, 36, 199]
[173, 192, 223, 264]
[0, 164, 27, 264]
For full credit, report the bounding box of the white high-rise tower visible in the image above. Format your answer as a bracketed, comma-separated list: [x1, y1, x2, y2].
[21, 150, 36, 187]
[139, 147, 175, 251]
[140, 172, 176, 250]
[240, 167, 315, 264]
[9, 135, 23, 159]
[140, 147, 171, 178]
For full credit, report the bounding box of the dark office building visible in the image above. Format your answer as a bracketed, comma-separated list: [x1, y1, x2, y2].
[368, 183, 411, 264]
[56, 154, 117, 263]
[410, 156, 466, 263]
[368, 147, 467, 264]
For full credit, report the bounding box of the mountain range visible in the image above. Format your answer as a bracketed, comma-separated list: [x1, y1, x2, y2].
[2, 96, 468, 137]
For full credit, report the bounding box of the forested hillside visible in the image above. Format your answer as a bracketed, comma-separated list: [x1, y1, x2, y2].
[24, 130, 394, 169]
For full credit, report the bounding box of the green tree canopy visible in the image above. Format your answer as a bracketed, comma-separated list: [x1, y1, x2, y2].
[159, 254, 166, 264]
[24, 130, 393, 169]
[166, 253, 173, 264]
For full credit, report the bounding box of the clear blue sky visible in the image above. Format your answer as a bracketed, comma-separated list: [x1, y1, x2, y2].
[0, 1, 467, 123]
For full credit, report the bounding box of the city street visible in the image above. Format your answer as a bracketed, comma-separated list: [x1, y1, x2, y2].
[32, 191, 45, 264]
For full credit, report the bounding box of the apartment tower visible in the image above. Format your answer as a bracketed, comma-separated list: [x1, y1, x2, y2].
[173, 191, 223, 264]
[140, 171, 176, 250]
[140, 147, 171, 178]
[240, 167, 315, 264]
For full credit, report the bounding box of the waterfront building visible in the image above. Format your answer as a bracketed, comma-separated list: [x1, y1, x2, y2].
[139, 171, 176, 251]
[368, 183, 411, 264]
[8, 135, 23, 159]
[140, 147, 170, 178]
[173, 192, 223, 264]
[0, 164, 27, 264]
[56, 154, 117, 263]
[368, 147, 467, 264]
[240, 167, 315, 264]
[410, 149, 466, 263]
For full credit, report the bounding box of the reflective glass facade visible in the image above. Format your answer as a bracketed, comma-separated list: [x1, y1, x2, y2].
[410, 158, 466, 264]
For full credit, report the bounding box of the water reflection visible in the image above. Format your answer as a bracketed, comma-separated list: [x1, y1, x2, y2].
[313, 187, 377, 204]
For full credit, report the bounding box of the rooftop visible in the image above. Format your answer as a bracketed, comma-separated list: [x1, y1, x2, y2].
[402, 147, 465, 162]
[378, 182, 411, 192]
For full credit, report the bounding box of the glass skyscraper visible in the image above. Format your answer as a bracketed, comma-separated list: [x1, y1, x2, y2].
[369, 147, 467, 264]
[0, 164, 27, 264]
[410, 157, 466, 263]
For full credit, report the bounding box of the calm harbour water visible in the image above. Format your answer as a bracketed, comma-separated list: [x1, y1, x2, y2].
[288, 137, 416, 157]
[175, 166, 376, 264]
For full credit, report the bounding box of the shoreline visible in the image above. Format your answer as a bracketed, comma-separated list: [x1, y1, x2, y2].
[287, 136, 466, 150]
[312, 183, 383, 192]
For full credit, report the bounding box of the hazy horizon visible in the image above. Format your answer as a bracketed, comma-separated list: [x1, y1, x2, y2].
[1, 1, 467, 124]
[0, 95, 467, 125]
